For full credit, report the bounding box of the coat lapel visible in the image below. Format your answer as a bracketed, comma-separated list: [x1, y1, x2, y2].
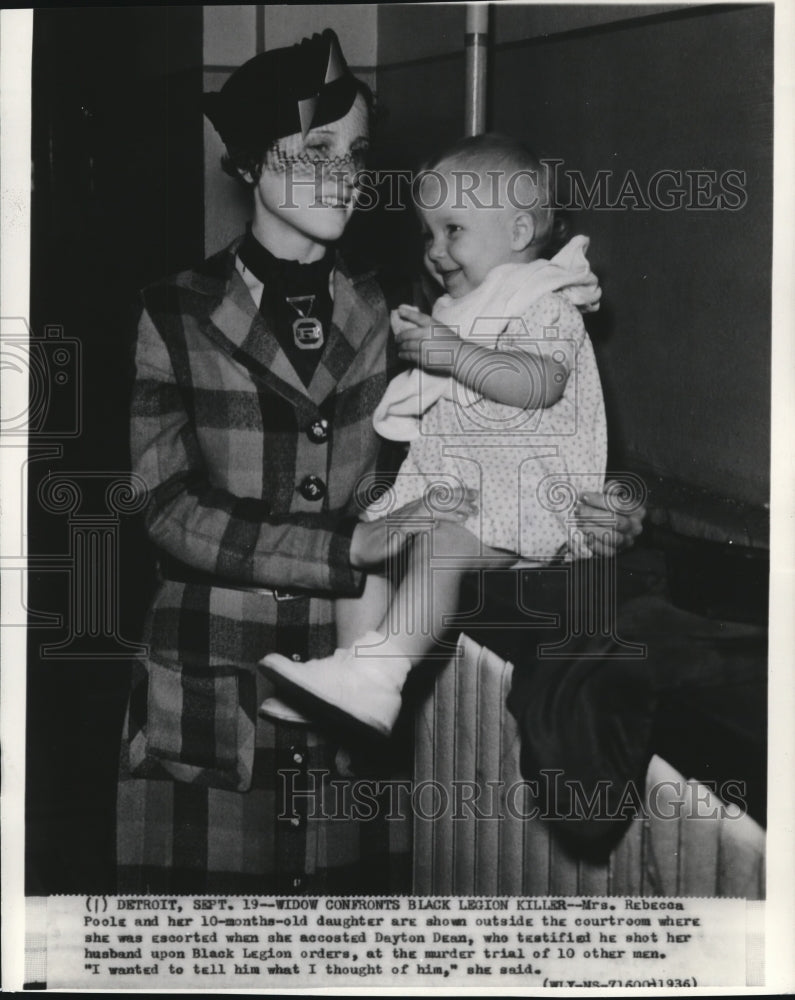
[180, 239, 317, 412]
[306, 262, 379, 405]
[179, 239, 381, 412]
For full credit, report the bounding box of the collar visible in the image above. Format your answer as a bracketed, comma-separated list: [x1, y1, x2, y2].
[237, 227, 336, 292]
[173, 235, 377, 299]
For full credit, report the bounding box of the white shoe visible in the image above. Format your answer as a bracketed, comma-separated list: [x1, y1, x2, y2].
[258, 696, 313, 725]
[259, 637, 410, 738]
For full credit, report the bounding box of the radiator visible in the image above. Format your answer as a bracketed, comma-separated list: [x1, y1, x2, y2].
[413, 636, 765, 898]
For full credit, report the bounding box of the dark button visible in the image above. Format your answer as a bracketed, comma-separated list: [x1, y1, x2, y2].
[306, 419, 329, 444]
[298, 475, 326, 501]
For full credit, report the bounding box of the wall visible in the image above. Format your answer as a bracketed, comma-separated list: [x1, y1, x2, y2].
[375, 3, 772, 508]
[492, 3, 691, 41]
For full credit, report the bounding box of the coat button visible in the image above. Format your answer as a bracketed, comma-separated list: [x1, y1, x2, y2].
[298, 475, 326, 501]
[306, 419, 329, 444]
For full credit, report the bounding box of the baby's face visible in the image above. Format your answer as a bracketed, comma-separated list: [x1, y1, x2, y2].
[418, 170, 517, 298]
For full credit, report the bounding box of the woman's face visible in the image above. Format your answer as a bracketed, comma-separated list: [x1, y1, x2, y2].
[251, 92, 370, 261]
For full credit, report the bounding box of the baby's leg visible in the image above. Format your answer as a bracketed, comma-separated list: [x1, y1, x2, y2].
[335, 574, 391, 647]
[376, 521, 516, 665]
[260, 523, 515, 737]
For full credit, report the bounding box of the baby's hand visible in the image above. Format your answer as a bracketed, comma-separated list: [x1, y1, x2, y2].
[390, 304, 428, 336]
[391, 305, 464, 375]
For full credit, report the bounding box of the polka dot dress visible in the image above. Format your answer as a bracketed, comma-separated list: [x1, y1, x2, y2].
[372, 292, 607, 562]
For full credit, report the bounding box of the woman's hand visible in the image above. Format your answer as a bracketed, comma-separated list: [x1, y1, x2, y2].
[350, 489, 479, 570]
[575, 487, 646, 557]
[391, 305, 464, 375]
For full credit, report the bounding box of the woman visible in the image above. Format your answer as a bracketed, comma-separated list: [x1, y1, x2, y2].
[117, 29, 643, 893]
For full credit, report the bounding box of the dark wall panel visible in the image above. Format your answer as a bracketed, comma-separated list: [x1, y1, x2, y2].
[492, 5, 771, 505]
[376, 56, 466, 168]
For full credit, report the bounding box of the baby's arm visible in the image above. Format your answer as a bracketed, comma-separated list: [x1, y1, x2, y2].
[392, 304, 570, 410]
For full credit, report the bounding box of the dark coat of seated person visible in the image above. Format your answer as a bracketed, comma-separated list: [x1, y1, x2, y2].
[454, 540, 767, 856]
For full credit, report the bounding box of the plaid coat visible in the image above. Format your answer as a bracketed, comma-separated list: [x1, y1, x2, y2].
[117, 238, 411, 893]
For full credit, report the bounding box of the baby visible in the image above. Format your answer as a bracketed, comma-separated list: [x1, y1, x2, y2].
[261, 133, 607, 736]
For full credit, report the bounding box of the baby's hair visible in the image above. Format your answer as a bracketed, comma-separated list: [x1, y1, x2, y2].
[423, 133, 567, 254]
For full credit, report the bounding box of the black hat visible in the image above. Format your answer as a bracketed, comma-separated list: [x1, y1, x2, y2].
[204, 29, 359, 151]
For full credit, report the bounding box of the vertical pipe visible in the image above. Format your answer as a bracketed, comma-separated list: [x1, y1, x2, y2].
[255, 5, 265, 53]
[465, 4, 489, 135]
